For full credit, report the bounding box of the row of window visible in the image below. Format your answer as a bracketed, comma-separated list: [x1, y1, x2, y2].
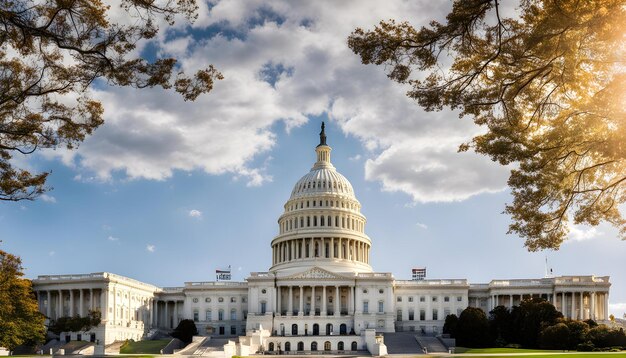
[287, 199, 359, 212]
[280, 215, 364, 233]
[293, 179, 352, 195]
[268, 341, 359, 352]
[396, 308, 463, 321]
[362, 301, 385, 313]
[275, 239, 368, 262]
[191, 297, 246, 303]
[397, 295, 463, 303]
[193, 308, 248, 322]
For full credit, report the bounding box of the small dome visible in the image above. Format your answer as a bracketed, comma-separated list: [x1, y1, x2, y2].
[290, 167, 355, 200]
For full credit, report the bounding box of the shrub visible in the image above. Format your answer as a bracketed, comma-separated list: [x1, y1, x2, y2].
[539, 323, 569, 349]
[577, 341, 594, 352]
[170, 319, 198, 344]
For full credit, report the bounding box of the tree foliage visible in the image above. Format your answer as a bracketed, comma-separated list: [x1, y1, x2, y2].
[456, 307, 491, 347]
[48, 310, 101, 335]
[0, 247, 45, 350]
[0, 0, 222, 201]
[170, 319, 197, 344]
[348, 0, 626, 250]
[443, 313, 458, 337]
[512, 298, 562, 348]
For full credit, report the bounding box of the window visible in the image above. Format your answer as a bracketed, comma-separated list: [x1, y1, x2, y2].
[242, 297, 247, 303]
[432, 309, 438, 320]
[397, 309, 402, 321]
[444, 309, 450, 318]
[420, 310, 425, 320]
[230, 326, 236, 335]
[408, 296, 414, 302]
[363, 289, 368, 294]
[260, 302, 267, 314]
[230, 309, 237, 320]
[363, 301, 369, 313]
[261, 289, 267, 294]
[432, 296, 438, 302]
[243, 310, 248, 319]
[324, 341, 331, 351]
[420, 296, 425, 302]
[397, 297, 402, 302]
[218, 297, 224, 302]
[218, 310, 224, 321]
[285, 342, 291, 351]
[231, 297, 236, 303]
[409, 310, 414, 321]
[205, 298, 211, 303]
[192, 298, 198, 303]
[444, 296, 450, 302]
[378, 301, 384, 313]
[193, 310, 199, 322]
[206, 310, 212, 321]
[457, 296, 462, 302]
[379, 289, 384, 294]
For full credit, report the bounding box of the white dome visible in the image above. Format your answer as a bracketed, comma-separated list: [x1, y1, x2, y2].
[290, 167, 355, 200]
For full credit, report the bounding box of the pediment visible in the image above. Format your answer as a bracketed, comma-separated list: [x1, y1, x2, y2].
[285, 267, 351, 280]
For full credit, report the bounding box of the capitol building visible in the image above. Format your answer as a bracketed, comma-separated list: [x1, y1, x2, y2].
[32, 124, 611, 355]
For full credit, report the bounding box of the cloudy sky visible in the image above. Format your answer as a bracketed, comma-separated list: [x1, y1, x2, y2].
[1, 0, 624, 318]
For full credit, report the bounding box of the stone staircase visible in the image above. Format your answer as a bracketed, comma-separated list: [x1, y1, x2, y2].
[382, 332, 422, 354]
[416, 336, 448, 353]
[193, 338, 232, 355]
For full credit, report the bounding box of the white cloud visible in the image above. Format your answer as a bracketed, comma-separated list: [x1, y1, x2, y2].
[189, 209, 203, 218]
[349, 154, 362, 161]
[416, 222, 428, 229]
[48, 251, 55, 256]
[568, 225, 602, 242]
[107, 236, 119, 241]
[40, 194, 57, 203]
[146, 244, 156, 253]
[39, 0, 509, 202]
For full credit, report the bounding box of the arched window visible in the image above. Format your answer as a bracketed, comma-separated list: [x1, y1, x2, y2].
[297, 342, 304, 351]
[324, 341, 331, 351]
[269, 342, 274, 352]
[340, 324, 347, 335]
[325, 243, 329, 258]
[313, 216, 317, 226]
[351, 341, 358, 351]
[313, 324, 319, 335]
[292, 324, 298, 335]
[285, 342, 291, 351]
[218, 309, 224, 321]
[311, 342, 318, 351]
[338, 341, 344, 350]
[230, 309, 237, 320]
[307, 217, 311, 227]
[320, 216, 325, 226]
[335, 216, 339, 226]
[300, 217, 303, 227]
[326, 323, 333, 335]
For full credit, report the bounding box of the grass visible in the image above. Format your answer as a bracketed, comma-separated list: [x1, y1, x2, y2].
[456, 347, 563, 353]
[118, 339, 170, 354]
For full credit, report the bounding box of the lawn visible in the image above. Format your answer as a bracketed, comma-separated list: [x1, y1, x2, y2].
[118, 339, 171, 354]
[454, 347, 626, 357]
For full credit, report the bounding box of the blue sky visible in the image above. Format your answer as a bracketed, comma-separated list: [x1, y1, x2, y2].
[1, 0, 624, 318]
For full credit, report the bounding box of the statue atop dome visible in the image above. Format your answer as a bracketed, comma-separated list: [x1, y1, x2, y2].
[318, 122, 327, 146]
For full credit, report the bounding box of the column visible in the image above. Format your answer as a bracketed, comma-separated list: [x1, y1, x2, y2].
[311, 286, 316, 316]
[561, 292, 565, 315]
[349, 286, 354, 314]
[570, 292, 575, 319]
[552, 291, 557, 306]
[288, 286, 293, 315]
[174, 301, 178, 325]
[334, 286, 340, 316]
[580, 292, 584, 320]
[89, 288, 94, 311]
[165, 301, 170, 328]
[277, 287, 282, 315]
[79, 289, 84, 316]
[590, 292, 596, 320]
[46, 291, 51, 318]
[604, 292, 609, 321]
[69, 290, 74, 317]
[58, 290, 63, 318]
[322, 286, 327, 315]
[149, 299, 154, 327]
[299, 286, 304, 315]
[331, 238, 335, 258]
[509, 295, 513, 309]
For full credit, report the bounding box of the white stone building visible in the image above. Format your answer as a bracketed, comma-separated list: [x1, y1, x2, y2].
[31, 124, 611, 353]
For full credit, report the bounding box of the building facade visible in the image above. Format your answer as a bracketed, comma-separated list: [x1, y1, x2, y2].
[32, 124, 611, 353]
